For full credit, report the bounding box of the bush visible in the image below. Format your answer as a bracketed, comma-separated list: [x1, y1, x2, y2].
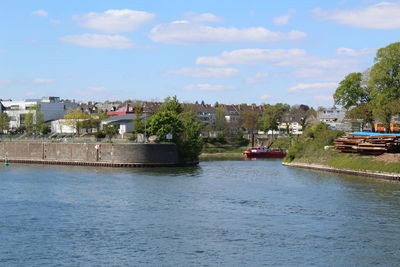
[215, 132, 226, 144]
[94, 131, 106, 139]
[285, 122, 344, 162]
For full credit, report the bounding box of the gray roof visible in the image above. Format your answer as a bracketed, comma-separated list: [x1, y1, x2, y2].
[102, 114, 147, 123]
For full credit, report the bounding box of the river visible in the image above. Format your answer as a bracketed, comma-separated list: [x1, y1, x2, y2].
[1, 160, 400, 266]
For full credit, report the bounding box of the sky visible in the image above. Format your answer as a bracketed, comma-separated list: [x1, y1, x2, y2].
[1, 0, 400, 107]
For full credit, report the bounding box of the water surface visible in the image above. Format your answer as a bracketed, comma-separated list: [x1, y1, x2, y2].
[1, 160, 400, 266]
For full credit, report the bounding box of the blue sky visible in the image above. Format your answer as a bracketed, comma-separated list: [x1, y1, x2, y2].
[1, 0, 400, 107]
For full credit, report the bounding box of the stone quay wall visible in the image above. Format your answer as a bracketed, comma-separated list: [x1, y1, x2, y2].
[0, 142, 185, 167]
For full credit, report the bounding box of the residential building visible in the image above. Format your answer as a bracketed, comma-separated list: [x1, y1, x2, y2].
[317, 106, 346, 130]
[182, 103, 215, 124]
[0, 96, 77, 129]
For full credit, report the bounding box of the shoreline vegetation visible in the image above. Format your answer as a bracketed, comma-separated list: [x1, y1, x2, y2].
[282, 42, 400, 179]
[283, 122, 400, 178]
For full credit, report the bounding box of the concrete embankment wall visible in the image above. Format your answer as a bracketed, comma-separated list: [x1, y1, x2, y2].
[0, 142, 185, 167]
[283, 162, 400, 181]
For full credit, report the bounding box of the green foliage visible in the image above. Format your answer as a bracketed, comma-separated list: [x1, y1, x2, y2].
[24, 104, 43, 135]
[64, 108, 90, 134]
[333, 72, 370, 109]
[102, 124, 119, 142]
[0, 113, 10, 133]
[24, 113, 34, 134]
[240, 110, 259, 132]
[370, 42, 400, 103]
[148, 96, 203, 161]
[39, 123, 50, 135]
[158, 96, 183, 114]
[235, 130, 249, 146]
[346, 103, 374, 131]
[259, 103, 289, 133]
[148, 111, 183, 143]
[215, 132, 226, 144]
[132, 104, 144, 134]
[177, 112, 203, 161]
[285, 122, 344, 162]
[373, 100, 400, 132]
[214, 106, 227, 132]
[94, 131, 106, 139]
[332, 42, 400, 132]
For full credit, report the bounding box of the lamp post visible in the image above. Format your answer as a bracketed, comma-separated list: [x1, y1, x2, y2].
[143, 103, 147, 143]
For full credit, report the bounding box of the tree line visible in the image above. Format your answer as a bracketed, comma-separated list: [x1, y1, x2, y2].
[333, 42, 400, 132]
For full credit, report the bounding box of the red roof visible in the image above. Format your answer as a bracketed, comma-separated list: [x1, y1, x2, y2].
[106, 105, 139, 116]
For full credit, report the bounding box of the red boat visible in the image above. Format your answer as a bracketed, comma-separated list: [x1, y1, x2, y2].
[243, 146, 286, 158]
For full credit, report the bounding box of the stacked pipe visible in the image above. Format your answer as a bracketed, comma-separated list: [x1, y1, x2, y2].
[333, 134, 400, 155]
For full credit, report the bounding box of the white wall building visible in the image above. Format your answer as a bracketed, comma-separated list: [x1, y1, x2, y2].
[50, 119, 76, 134]
[0, 96, 77, 129]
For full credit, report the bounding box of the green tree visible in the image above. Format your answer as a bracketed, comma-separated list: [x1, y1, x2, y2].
[91, 111, 108, 132]
[0, 113, 10, 134]
[369, 42, 400, 102]
[259, 103, 289, 134]
[39, 123, 50, 135]
[214, 106, 227, 132]
[24, 113, 34, 134]
[346, 103, 374, 131]
[333, 72, 371, 109]
[132, 103, 144, 134]
[241, 110, 259, 132]
[289, 105, 316, 133]
[158, 96, 183, 114]
[148, 96, 203, 161]
[177, 112, 203, 161]
[24, 104, 44, 135]
[373, 100, 400, 132]
[64, 108, 90, 134]
[148, 110, 183, 143]
[369, 42, 400, 131]
[103, 124, 119, 142]
[240, 110, 259, 146]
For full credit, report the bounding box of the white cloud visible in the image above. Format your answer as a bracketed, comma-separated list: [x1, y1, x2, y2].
[32, 78, 55, 84]
[60, 34, 134, 49]
[195, 48, 362, 81]
[32, 10, 48, 17]
[149, 21, 306, 44]
[312, 2, 400, 29]
[288, 82, 337, 93]
[196, 48, 307, 66]
[245, 72, 269, 84]
[273, 9, 296, 25]
[75, 9, 155, 33]
[183, 83, 234, 91]
[336, 47, 375, 57]
[0, 79, 11, 85]
[183, 12, 223, 23]
[166, 67, 239, 78]
[261, 94, 272, 100]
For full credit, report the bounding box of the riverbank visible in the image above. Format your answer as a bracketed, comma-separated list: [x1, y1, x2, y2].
[283, 162, 400, 181]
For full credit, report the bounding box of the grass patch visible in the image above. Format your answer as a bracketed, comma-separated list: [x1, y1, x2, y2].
[285, 122, 400, 173]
